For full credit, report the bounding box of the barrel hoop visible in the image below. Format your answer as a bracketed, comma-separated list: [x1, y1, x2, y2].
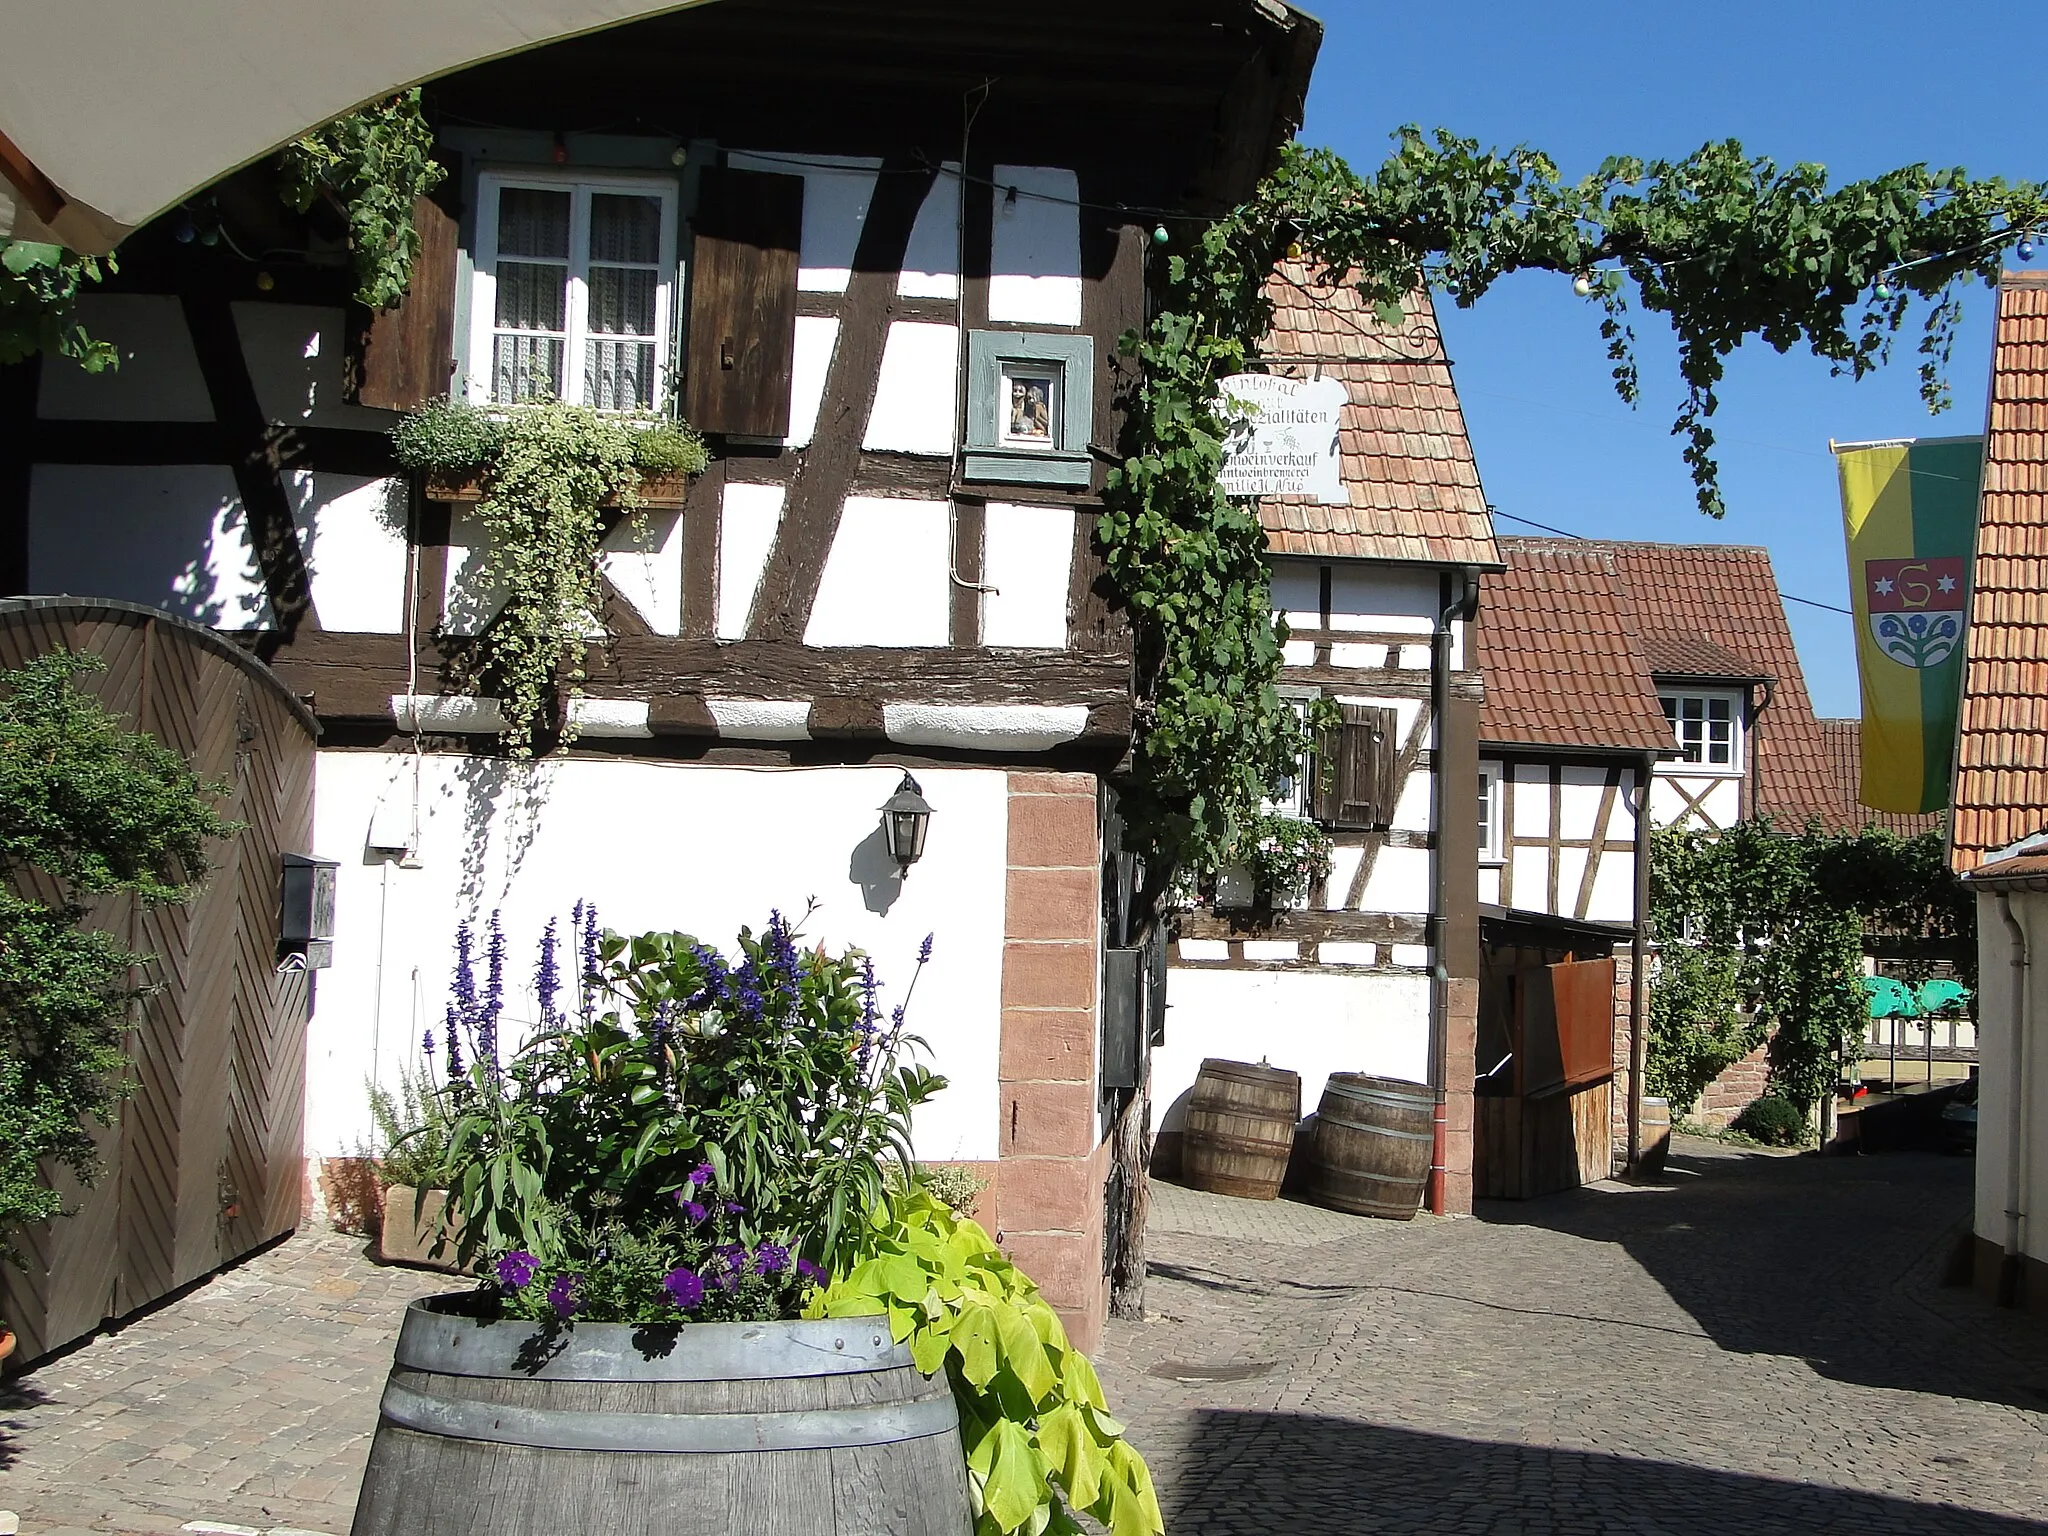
[394, 1304, 908, 1381]
[1314, 1112, 1433, 1144]
[378, 1380, 958, 1453]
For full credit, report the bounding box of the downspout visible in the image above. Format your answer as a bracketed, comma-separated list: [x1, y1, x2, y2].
[1746, 678, 1776, 818]
[1996, 891, 2030, 1306]
[1428, 570, 1478, 1214]
[1628, 753, 1655, 1170]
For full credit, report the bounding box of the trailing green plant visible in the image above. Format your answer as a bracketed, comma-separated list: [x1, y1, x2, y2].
[0, 652, 241, 1266]
[391, 396, 707, 753]
[1649, 821, 1971, 1114]
[1731, 1094, 1809, 1147]
[0, 241, 115, 371]
[812, 1187, 1162, 1536]
[432, 904, 941, 1319]
[1228, 810, 1332, 908]
[278, 90, 447, 310]
[1109, 132, 2046, 876]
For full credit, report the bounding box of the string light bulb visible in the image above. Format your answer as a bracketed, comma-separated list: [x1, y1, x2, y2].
[1876, 280, 1893, 300]
[1152, 225, 1169, 245]
[1572, 273, 1594, 297]
[2020, 235, 2039, 262]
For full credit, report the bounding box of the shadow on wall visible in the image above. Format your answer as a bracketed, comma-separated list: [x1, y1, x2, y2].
[848, 823, 906, 916]
[1474, 1149, 2048, 1413]
[1163, 1410, 2046, 1536]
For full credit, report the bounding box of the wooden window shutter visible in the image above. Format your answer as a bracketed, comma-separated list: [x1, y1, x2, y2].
[1314, 704, 1398, 829]
[684, 166, 803, 438]
[350, 188, 460, 410]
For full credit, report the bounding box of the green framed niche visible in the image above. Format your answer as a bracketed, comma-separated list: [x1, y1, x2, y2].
[964, 330, 1094, 487]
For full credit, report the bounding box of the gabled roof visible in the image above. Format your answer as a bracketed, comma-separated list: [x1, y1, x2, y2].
[1641, 633, 1770, 683]
[1953, 271, 2048, 873]
[1817, 719, 1944, 838]
[1255, 264, 1501, 568]
[1477, 543, 1673, 755]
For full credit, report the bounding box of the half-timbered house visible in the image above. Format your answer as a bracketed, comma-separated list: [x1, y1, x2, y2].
[0, 0, 1324, 1346]
[1156, 265, 1499, 1215]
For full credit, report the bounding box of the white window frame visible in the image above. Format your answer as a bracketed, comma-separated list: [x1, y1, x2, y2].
[1267, 688, 1318, 818]
[1658, 688, 1745, 775]
[1478, 762, 1505, 865]
[465, 168, 679, 411]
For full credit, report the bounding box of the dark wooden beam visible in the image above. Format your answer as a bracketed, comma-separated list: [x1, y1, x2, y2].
[1178, 909, 1430, 946]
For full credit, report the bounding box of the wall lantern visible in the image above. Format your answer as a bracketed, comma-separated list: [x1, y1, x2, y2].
[880, 773, 934, 870]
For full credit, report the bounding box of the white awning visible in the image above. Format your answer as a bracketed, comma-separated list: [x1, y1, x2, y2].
[0, 0, 719, 251]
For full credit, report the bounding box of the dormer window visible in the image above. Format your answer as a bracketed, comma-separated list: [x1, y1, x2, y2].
[466, 171, 678, 410]
[1660, 689, 1743, 772]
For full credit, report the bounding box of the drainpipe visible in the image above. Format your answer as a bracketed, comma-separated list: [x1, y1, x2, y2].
[1628, 753, 1655, 1170]
[1997, 891, 2030, 1306]
[1428, 570, 1478, 1214]
[1746, 678, 1775, 819]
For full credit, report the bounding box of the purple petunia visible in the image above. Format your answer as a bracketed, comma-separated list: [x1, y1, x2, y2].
[723, 1200, 745, 1215]
[680, 1199, 710, 1224]
[495, 1250, 540, 1290]
[753, 1242, 790, 1275]
[662, 1265, 705, 1310]
[795, 1257, 824, 1284]
[689, 1163, 715, 1186]
[711, 1244, 749, 1288]
[545, 1273, 582, 1318]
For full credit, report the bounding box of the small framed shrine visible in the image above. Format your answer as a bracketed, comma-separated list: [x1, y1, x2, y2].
[964, 330, 1094, 486]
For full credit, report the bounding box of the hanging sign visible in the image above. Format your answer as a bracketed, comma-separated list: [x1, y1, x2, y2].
[1216, 373, 1348, 503]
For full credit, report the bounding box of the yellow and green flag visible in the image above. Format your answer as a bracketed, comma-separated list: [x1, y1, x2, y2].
[1835, 436, 1982, 814]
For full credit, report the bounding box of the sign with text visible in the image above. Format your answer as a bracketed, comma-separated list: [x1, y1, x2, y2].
[1217, 372, 1348, 504]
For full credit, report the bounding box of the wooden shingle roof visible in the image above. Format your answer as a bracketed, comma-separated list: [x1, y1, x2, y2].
[1954, 272, 2048, 873]
[1255, 264, 1500, 568]
[1478, 542, 1673, 754]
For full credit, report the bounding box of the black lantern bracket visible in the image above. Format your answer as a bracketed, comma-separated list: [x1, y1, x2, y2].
[879, 773, 935, 871]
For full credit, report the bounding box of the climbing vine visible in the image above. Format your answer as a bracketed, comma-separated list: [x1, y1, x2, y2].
[1109, 132, 2047, 877]
[278, 89, 446, 310]
[1647, 821, 1973, 1115]
[391, 398, 707, 754]
[0, 241, 115, 371]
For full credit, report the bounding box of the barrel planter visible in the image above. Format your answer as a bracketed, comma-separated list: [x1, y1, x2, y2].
[352, 1297, 972, 1536]
[1181, 1058, 1302, 1201]
[1637, 1096, 1673, 1179]
[1301, 1073, 1434, 1220]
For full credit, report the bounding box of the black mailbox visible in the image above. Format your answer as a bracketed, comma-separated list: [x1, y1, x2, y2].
[279, 853, 338, 969]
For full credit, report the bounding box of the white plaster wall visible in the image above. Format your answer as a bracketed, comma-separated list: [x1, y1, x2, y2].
[1479, 864, 1503, 906]
[900, 167, 962, 299]
[982, 503, 1072, 648]
[1359, 844, 1432, 914]
[1587, 841, 1637, 924]
[28, 463, 272, 628]
[1555, 847, 1589, 909]
[600, 508, 684, 636]
[1971, 890, 2048, 1266]
[36, 295, 213, 420]
[989, 166, 1082, 327]
[718, 482, 784, 640]
[864, 321, 959, 455]
[785, 316, 839, 449]
[307, 754, 1008, 1162]
[442, 509, 508, 636]
[1556, 771, 1610, 842]
[1270, 560, 1320, 631]
[727, 152, 880, 294]
[232, 302, 397, 430]
[1389, 765, 1433, 834]
[1282, 639, 1315, 667]
[806, 497, 951, 647]
[289, 471, 408, 633]
[1329, 564, 1440, 635]
[1154, 967, 1432, 1133]
[1510, 846, 1549, 908]
[1651, 771, 1740, 829]
[1512, 765, 1552, 840]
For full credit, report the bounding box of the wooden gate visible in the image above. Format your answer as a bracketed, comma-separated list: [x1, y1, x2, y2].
[1475, 956, 1617, 1200]
[0, 600, 318, 1362]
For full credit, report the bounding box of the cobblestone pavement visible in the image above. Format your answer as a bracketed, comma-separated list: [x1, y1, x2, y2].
[1094, 1141, 2048, 1534]
[0, 1229, 445, 1536]
[4, 1143, 2046, 1534]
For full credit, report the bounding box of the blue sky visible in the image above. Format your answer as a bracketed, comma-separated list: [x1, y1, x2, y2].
[1299, 1, 2047, 716]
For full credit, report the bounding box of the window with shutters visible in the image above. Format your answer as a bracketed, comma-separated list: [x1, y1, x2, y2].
[465, 170, 678, 411]
[1311, 703, 1400, 830]
[683, 166, 803, 439]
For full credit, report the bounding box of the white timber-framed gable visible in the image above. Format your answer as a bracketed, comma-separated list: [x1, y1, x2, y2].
[1648, 682, 1753, 831]
[1478, 756, 1644, 927]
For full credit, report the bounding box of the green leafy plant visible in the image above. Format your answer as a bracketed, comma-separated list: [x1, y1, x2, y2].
[811, 1187, 1162, 1536]
[0, 652, 241, 1269]
[365, 1067, 455, 1190]
[278, 90, 447, 310]
[1226, 810, 1332, 908]
[0, 241, 115, 371]
[391, 396, 707, 753]
[432, 904, 942, 1321]
[1731, 1094, 1809, 1147]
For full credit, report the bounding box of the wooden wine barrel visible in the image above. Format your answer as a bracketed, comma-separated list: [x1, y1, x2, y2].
[1637, 1096, 1673, 1179]
[352, 1299, 971, 1536]
[1181, 1058, 1302, 1200]
[1302, 1073, 1434, 1220]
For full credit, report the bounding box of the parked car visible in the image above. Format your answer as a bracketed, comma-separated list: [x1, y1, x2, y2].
[1940, 1076, 1979, 1154]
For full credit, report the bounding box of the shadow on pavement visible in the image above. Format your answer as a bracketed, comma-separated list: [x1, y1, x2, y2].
[0, 1377, 51, 1470]
[1167, 1409, 2045, 1535]
[1473, 1146, 2048, 1411]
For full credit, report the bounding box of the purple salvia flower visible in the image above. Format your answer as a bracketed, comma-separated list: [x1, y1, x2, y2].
[579, 902, 602, 984]
[723, 1200, 745, 1215]
[453, 922, 478, 1019]
[495, 1250, 539, 1290]
[711, 1244, 749, 1287]
[662, 1266, 705, 1310]
[421, 1029, 435, 1059]
[891, 1003, 907, 1031]
[682, 1200, 709, 1224]
[918, 932, 934, 965]
[443, 1002, 463, 1081]
[795, 1257, 824, 1283]
[753, 1242, 789, 1275]
[478, 911, 505, 1072]
[545, 1273, 582, 1318]
[689, 1162, 716, 1186]
[535, 917, 561, 1031]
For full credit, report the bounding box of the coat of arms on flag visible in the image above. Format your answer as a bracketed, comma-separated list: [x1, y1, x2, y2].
[1864, 556, 1967, 669]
